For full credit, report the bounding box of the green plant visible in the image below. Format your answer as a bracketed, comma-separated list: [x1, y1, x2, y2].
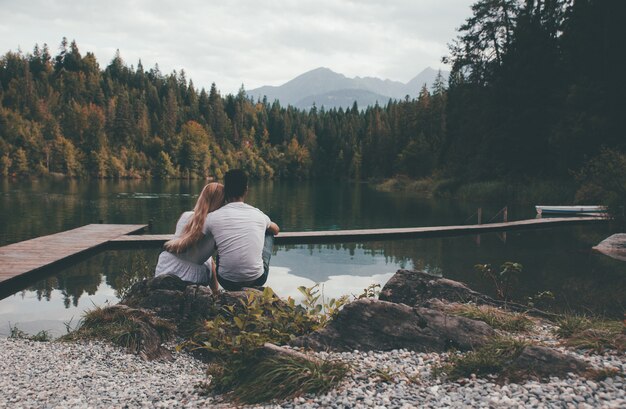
[29, 330, 53, 342]
[8, 324, 52, 342]
[434, 337, 530, 380]
[63, 316, 78, 334]
[554, 314, 593, 338]
[474, 262, 523, 305]
[8, 323, 28, 339]
[446, 304, 534, 332]
[372, 367, 395, 383]
[189, 287, 318, 357]
[227, 354, 348, 404]
[526, 290, 555, 309]
[298, 284, 350, 329]
[554, 314, 625, 353]
[355, 283, 381, 300]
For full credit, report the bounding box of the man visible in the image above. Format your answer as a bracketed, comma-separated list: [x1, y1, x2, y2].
[203, 169, 280, 291]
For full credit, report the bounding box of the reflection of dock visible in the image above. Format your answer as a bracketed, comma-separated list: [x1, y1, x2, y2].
[0, 216, 606, 298]
[110, 216, 606, 246]
[0, 224, 147, 296]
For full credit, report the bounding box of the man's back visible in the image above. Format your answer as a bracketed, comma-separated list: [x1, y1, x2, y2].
[203, 202, 270, 282]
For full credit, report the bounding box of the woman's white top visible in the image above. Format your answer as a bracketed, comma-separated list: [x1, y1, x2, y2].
[154, 211, 216, 284]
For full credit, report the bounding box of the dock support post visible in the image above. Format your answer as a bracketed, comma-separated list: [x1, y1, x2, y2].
[477, 208, 482, 225]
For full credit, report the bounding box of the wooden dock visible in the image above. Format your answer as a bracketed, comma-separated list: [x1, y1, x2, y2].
[109, 216, 606, 246]
[0, 224, 147, 291]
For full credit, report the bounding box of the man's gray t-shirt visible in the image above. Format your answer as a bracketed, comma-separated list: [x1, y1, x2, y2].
[203, 202, 271, 282]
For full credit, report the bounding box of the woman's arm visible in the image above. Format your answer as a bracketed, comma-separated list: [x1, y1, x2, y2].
[267, 221, 280, 235]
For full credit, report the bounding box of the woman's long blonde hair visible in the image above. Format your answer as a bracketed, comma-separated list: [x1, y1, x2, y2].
[164, 182, 224, 253]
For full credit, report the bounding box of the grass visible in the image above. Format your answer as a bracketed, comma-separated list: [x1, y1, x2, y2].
[8, 324, 52, 342]
[369, 367, 421, 384]
[61, 305, 175, 354]
[554, 314, 593, 338]
[433, 336, 530, 380]
[445, 303, 534, 332]
[207, 353, 349, 404]
[554, 314, 625, 353]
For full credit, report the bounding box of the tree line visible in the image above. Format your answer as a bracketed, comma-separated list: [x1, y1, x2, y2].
[0, 0, 623, 194]
[0, 37, 447, 181]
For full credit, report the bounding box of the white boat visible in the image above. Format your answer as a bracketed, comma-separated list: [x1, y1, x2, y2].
[535, 205, 606, 215]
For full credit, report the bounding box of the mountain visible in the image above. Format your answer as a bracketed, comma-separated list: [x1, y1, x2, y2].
[247, 67, 448, 110]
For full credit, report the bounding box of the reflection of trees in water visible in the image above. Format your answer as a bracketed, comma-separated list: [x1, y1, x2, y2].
[24, 250, 160, 308]
[108, 253, 156, 299]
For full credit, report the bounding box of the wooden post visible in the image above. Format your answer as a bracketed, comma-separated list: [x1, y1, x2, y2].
[476, 207, 482, 246]
[503, 206, 508, 223]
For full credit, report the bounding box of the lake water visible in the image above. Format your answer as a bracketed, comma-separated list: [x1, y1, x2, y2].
[1, 178, 624, 337]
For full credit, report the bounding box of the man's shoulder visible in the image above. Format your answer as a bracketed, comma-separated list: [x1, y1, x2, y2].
[207, 203, 268, 219]
[241, 203, 267, 215]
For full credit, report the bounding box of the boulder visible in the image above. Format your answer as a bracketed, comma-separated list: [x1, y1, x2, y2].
[291, 298, 496, 352]
[593, 233, 626, 262]
[380, 269, 554, 318]
[509, 345, 590, 379]
[121, 275, 262, 331]
[121, 274, 189, 320]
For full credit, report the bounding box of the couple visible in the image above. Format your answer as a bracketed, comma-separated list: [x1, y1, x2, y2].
[154, 169, 280, 292]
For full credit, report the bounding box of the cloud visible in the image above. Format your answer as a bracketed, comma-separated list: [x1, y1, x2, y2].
[0, 0, 474, 93]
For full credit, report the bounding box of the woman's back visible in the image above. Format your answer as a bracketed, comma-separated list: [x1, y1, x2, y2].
[154, 211, 215, 283]
[171, 211, 215, 264]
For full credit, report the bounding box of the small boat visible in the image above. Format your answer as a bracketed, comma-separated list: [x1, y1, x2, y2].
[535, 205, 606, 216]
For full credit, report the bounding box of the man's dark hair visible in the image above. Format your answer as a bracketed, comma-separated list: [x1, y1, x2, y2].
[224, 169, 248, 201]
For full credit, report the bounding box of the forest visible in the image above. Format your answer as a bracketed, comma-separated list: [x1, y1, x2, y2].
[0, 0, 623, 201]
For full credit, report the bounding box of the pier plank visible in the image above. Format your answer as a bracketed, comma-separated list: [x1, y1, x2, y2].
[0, 224, 147, 285]
[109, 216, 605, 246]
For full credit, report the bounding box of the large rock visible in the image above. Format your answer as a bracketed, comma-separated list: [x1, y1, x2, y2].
[510, 345, 590, 379]
[291, 298, 496, 352]
[380, 270, 553, 318]
[121, 275, 260, 330]
[121, 274, 190, 320]
[593, 233, 626, 262]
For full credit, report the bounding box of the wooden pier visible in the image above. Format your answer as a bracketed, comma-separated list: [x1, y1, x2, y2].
[0, 224, 147, 292]
[109, 215, 605, 246]
[0, 216, 605, 298]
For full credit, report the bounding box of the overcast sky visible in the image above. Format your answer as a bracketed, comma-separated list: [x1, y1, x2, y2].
[0, 0, 475, 94]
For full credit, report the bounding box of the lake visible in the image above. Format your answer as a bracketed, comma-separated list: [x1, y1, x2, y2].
[1, 178, 624, 337]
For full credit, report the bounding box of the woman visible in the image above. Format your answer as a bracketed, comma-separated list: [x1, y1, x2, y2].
[154, 183, 224, 292]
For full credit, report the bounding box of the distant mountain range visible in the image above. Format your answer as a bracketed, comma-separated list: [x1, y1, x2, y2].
[247, 67, 448, 110]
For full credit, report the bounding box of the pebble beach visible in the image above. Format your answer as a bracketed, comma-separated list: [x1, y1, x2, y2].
[1, 336, 624, 409]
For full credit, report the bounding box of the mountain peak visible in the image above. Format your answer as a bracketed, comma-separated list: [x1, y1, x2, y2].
[247, 67, 449, 110]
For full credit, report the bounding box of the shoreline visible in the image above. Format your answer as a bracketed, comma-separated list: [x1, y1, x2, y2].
[2, 322, 624, 408]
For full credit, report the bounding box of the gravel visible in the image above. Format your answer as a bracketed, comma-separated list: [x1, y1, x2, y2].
[1, 332, 624, 408]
